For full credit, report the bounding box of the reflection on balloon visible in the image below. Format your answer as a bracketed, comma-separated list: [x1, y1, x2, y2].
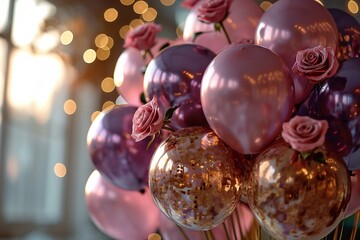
[87, 105, 160, 190]
[345, 171, 360, 218]
[328, 8, 360, 61]
[143, 44, 215, 129]
[247, 139, 350, 240]
[85, 171, 159, 240]
[183, 0, 263, 53]
[255, 0, 338, 103]
[201, 44, 294, 154]
[305, 58, 360, 170]
[149, 127, 244, 230]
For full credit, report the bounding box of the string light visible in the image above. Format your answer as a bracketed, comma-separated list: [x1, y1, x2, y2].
[64, 99, 77, 115]
[95, 33, 108, 48]
[130, 19, 144, 28]
[60, 30, 73, 45]
[348, 0, 359, 14]
[96, 48, 110, 61]
[83, 49, 96, 63]
[133, 1, 148, 14]
[102, 101, 115, 111]
[104, 8, 118, 22]
[54, 163, 67, 178]
[91, 111, 101, 122]
[160, 0, 175, 6]
[142, 7, 157, 22]
[260, 1, 272, 10]
[119, 25, 131, 39]
[101, 77, 116, 92]
[120, 0, 135, 6]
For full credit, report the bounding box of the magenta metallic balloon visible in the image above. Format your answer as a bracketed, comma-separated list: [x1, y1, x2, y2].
[183, 0, 263, 53]
[305, 58, 360, 170]
[143, 44, 216, 129]
[201, 44, 295, 154]
[87, 105, 160, 190]
[255, 0, 338, 104]
[85, 171, 159, 240]
[345, 171, 360, 218]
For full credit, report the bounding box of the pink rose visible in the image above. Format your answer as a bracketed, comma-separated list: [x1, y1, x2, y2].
[124, 23, 162, 51]
[131, 97, 164, 142]
[281, 116, 329, 152]
[197, 0, 232, 23]
[292, 45, 339, 82]
[182, 0, 200, 9]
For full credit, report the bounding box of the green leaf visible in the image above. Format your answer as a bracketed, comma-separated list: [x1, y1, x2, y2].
[214, 23, 221, 32]
[140, 92, 147, 104]
[312, 152, 326, 164]
[165, 105, 179, 120]
[192, 32, 205, 42]
[300, 151, 311, 160]
[158, 42, 170, 52]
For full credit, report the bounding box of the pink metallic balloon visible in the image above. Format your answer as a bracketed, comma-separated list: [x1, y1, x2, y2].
[345, 171, 360, 218]
[114, 47, 145, 106]
[85, 171, 159, 240]
[114, 38, 170, 106]
[183, 0, 263, 53]
[201, 44, 295, 154]
[255, 0, 338, 104]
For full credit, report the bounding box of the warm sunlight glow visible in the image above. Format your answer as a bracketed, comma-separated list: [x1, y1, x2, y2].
[101, 77, 115, 93]
[83, 49, 96, 63]
[142, 8, 157, 22]
[7, 50, 66, 123]
[133, 1, 148, 14]
[64, 99, 77, 115]
[54, 163, 67, 178]
[60, 30, 73, 45]
[104, 8, 118, 22]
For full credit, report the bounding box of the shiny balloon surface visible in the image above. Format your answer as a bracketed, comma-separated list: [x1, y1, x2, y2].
[149, 127, 244, 230]
[85, 171, 159, 240]
[143, 44, 215, 129]
[255, 0, 338, 103]
[201, 44, 294, 154]
[247, 139, 351, 240]
[87, 105, 160, 190]
[345, 171, 360, 218]
[306, 58, 360, 170]
[183, 0, 263, 53]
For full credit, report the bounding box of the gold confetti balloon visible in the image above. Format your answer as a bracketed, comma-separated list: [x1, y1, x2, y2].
[149, 127, 244, 231]
[247, 139, 351, 240]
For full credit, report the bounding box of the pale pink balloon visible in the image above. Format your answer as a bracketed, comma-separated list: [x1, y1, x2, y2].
[255, 0, 338, 104]
[345, 171, 360, 218]
[201, 44, 294, 154]
[85, 171, 159, 240]
[114, 38, 170, 106]
[183, 0, 263, 53]
[159, 203, 254, 240]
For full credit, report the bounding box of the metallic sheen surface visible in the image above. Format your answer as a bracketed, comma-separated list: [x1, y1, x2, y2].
[149, 127, 244, 231]
[201, 44, 294, 154]
[247, 139, 351, 240]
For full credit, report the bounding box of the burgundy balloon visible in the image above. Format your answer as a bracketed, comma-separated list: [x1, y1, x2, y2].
[345, 171, 360, 218]
[143, 44, 216, 129]
[85, 171, 159, 240]
[328, 8, 360, 61]
[306, 58, 360, 170]
[255, 0, 338, 104]
[201, 44, 295, 154]
[87, 105, 160, 190]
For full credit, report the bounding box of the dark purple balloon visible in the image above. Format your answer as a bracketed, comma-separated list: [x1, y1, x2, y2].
[328, 8, 360, 61]
[305, 58, 360, 170]
[87, 105, 160, 190]
[143, 44, 215, 129]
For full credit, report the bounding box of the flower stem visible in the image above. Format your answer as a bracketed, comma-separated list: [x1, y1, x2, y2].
[162, 125, 175, 132]
[175, 225, 190, 240]
[220, 22, 231, 44]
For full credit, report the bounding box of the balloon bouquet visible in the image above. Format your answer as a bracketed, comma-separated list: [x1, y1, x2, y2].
[85, 0, 360, 239]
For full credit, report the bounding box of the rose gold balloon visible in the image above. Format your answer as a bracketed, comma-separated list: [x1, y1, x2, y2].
[201, 44, 295, 154]
[149, 127, 245, 231]
[183, 0, 263, 53]
[85, 171, 159, 240]
[255, 0, 338, 104]
[345, 171, 360, 218]
[247, 139, 351, 240]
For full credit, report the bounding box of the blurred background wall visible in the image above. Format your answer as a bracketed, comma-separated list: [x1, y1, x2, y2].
[0, 0, 358, 239]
